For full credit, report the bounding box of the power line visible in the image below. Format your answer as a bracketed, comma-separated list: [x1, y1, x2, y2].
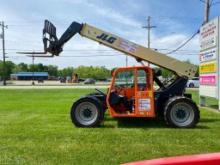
[200, 0, 206, 3]
[153, 48, 199, 52]
[6, 51, 199, 56]
[9, 54, 122, 58]
[211, 0, 220, 5]
[200, 0, 220, 6]
[6, 53, 200, 59]
[0, 48, 200, 52]
[166, 29, 199, 54]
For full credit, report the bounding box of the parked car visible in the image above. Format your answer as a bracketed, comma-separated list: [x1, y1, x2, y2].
[187, 77, 199, 88]
[38, 78, 44, 83]
[84, 78, 96, 84]
[78, 78, 85, 82]
[59, 77, 66, 83]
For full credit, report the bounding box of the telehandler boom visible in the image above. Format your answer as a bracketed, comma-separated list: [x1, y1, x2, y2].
[42, 20, 199, 128]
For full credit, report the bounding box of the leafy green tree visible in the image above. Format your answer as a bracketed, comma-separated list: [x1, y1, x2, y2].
[161, 68, 172, 78]
[47, 65, 58, 77]
[195, 66, 199, 77]
[0, 60, 15, 78]
[29, 64, 38, 72]
[36, 63, 44, 72]
[58, 67, 74, 77]
[13, 63, 28, 73]
[74, 66, 110, 80]
[184, 60, 199, 77]
[3, 61, 111, 79]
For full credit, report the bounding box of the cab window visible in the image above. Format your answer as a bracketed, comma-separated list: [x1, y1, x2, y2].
[114, 70, 134, 88]
[137, 69, 149, 91]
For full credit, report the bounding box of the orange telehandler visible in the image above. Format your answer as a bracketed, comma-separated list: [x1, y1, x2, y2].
[42, 20, 199, 128]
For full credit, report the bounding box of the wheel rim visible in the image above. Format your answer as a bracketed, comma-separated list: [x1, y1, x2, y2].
[170, 102, 194, 127]
[75, 102, 98, 126]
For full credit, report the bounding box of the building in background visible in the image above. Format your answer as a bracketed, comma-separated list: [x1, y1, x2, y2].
[10, 72, 49, 80]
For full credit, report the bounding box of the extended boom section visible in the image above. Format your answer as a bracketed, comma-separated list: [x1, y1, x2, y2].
[43, 20, 197, 78]
[80, 24, 196, 77]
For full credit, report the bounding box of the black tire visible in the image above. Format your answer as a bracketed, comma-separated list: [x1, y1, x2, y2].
[70, 97, 105, 127]
[189, 83, 194, 88]
[164, 96, 200, 128]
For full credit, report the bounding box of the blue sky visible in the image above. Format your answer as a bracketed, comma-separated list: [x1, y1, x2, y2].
[0, 0, 220, 68]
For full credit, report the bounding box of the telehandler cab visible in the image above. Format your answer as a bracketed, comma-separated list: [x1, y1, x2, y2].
[42, 20, 200, 128]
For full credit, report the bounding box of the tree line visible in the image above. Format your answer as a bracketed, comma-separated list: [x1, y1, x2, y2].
[159, 60, 199, 78]
[0, 60, 199, 80]
[0, 61, 111, 80]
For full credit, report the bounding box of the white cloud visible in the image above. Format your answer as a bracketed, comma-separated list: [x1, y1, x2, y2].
[153, 34, 187, 49]
[151, 34, 199, 64]
[63, 0, 141, 27]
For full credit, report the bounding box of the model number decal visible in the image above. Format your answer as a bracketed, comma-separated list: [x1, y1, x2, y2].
[96, 33, 117, 44]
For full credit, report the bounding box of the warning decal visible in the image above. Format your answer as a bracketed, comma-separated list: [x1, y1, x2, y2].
[139, 99, 151, 111]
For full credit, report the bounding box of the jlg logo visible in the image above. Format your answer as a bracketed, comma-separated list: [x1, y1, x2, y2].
[96, 33, 117, 44]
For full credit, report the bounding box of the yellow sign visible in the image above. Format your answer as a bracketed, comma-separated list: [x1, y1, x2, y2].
[200, 61, 217, 74]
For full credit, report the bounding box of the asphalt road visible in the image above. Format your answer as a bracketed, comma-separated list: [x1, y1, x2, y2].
[0, 80, 200, 90]
[0, 85, 199, 90]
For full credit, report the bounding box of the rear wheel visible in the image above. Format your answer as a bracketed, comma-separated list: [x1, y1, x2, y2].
[164, 96, 200, 128]
[70, 97, 105, 127]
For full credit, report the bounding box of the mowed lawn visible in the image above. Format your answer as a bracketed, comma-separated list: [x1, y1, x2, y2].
[0, 89, 220, 165]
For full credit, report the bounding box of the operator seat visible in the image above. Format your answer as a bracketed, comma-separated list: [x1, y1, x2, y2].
[109, 91, 133, 112]
[109, 91, 124, 106]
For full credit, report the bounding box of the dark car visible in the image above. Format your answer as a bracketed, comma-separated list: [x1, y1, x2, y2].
[84, 78, 96, 84]
[78, 78, 85, 82]
[59, 77, 66, 83]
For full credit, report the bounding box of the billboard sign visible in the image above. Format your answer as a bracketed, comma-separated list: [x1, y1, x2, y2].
[199, 61, 217, 74]
[200, 48, 217, 62]
[200, 74, 216, 85]
[199, 17, 220, 110]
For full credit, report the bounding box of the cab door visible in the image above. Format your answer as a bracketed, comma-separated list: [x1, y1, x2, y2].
[107, 67, 136, 117]
[135, 68, 155, 117]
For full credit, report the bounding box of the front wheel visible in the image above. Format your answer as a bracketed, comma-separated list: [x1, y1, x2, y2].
[70, 97, 105, 127]
[164, 96, 200, 128]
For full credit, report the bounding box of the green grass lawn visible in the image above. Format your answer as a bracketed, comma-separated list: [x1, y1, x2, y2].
[188, 89, 219, 109]
[0, 89, 220, 165]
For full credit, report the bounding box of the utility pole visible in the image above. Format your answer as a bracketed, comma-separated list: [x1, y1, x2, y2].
[142, 16, 156, 66]
[31, 54, 35, 85]
[204, 0, 210, 24]
[0, 21, 8, 86]
[126, 56, 128, 67]
[142, 16, 156, 48]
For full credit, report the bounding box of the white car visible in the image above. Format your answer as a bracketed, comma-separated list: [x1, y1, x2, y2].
[187, 77, 199, 88]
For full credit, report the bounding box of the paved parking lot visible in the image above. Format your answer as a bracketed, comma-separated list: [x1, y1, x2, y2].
[0, 80, 109, 89]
